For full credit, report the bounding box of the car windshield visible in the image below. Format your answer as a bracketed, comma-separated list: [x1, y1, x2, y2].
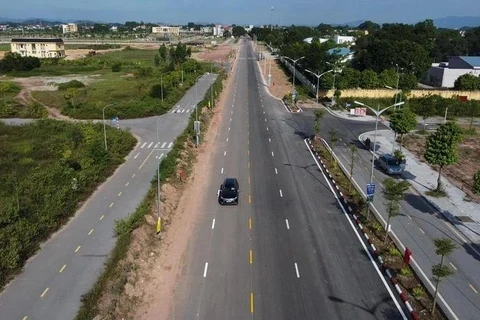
[387, 159, 401, 166]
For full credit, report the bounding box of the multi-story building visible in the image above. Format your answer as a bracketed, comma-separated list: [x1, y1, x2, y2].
[10, 38, 65, 58]
[333, 35, 355, 45]
[61, 23, 78, 34]
[152, 26, 180, 36]
[201, 26, 213, 34]
[213, 24, 223, 37]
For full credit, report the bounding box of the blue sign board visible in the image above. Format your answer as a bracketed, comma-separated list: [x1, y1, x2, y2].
[366, 183, 375, 202]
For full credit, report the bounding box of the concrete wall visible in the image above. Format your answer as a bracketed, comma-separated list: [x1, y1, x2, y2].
[321, 89, 480, 100]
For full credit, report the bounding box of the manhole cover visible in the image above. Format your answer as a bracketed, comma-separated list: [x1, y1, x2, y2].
[456, 216, 474, 223]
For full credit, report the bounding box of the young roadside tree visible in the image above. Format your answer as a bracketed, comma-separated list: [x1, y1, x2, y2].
[389, 107, 418, 151]
[424, 122, 463, 192]
[158, 44, 168, 62]
[418, 95, 438, 130]
[313, 109, 324, 139]
[382, 178, 410, 242]
[329, 129, 338, 162]
[431, 238, 456, 315]
[64, 88, 78, 110]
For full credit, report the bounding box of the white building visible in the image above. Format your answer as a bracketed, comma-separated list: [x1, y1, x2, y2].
[213, 25, 224, 37]
[426, 56, 480, 88]
[152, 26, 180, 36]
[333, 35, 355, 45]
[110, 26, 118, 32]
[303, 37, 330, 44]
[61, 23, 78, 34]
[201, 26, 212, 34]
[11, 38, 65, 58]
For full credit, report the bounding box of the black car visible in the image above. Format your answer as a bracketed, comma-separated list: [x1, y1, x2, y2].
[218, 178, 239, 205]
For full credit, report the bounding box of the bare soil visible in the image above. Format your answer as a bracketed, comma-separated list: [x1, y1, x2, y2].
[402, 127, 480, 203]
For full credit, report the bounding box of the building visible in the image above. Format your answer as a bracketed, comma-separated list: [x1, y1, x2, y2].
[110, 26, 118, 32]
[327, 47, 354, 63]
[152, 26, 180, 36]
[333, 35, 355, 45]
[10, 38, 65, 58]
[213, 25, 224, 37]
[426, 56, 480, 88]
[201, 26, 212, 34]
[303, 37, 330, 44]
[61, 23, 78, 34]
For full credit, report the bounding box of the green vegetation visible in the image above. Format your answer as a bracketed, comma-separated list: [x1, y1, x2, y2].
[64, 44, 122, 50]
[75, 71, 226, 320]
[431, 238, 456, 315]
[0, 81, 47, 118]
[0, 44, 10, 51]
[58, 80, 86, 90]
[474, 170, 480, 195]
[454, 74, 480, 91]
[0, 52, 41, 73]
[0, 120, 136, 289]
[382, 178, 410, 242]
[389, 107, 418, 150]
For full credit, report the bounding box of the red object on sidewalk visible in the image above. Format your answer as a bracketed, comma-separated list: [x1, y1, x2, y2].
[404, 247, 412, 265]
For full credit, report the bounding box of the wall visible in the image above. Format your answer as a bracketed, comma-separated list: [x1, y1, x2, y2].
[321, 89, 480, 100]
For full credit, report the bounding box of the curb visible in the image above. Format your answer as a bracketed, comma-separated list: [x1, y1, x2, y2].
[307, 138, 420, 320]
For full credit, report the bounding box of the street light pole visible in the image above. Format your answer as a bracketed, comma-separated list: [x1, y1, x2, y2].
[305, 69, 334, 105]
[160, 74, 164, 103]
[156, 115, 162, 234]
[354, 100, 405, 183]
[102, 102, 118, 151]
[283, 55, 305, 106]
[195, 74, 202, 147]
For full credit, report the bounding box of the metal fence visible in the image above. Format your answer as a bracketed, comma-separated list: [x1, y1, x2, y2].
[278, 56, 316, 96]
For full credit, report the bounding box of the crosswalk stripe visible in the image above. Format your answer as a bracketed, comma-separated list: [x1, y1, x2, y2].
[154, 142, 159, 148]
[181, 109, 185, 113]
[186, 109, 191, 113]
[147, 142, 153, 148]
[140, 142, 147, 148]
[168, 142, 173, 148]
[161, 142, 167, 148]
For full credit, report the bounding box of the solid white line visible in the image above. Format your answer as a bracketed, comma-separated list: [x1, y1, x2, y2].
[221, 168, 224, 174]
[271, 151, 274, 157]
[275, 168, 278, 174]
[268, 138, 271, 143]
[294, 263, 300, 278]
[224, 151, 227, 156]
[168, 142, 173, 148]
[161, 142, 167, 148]
[304, 139, 408, 320]
[134, 152, 140, 159]
[450, 262, 457, 271]
[286, 219, 290, 230]
[141, 142, 147, 148]
[212, 219, 216, 229]
[279, 189, 283, 197]
[147, 142, 153, 148]
[139, 148, 155, 169]
[203, 263, 209, 277]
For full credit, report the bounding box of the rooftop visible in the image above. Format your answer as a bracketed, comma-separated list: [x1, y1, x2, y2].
[458, 56, 480, 68]
[11, 38, 64, 43]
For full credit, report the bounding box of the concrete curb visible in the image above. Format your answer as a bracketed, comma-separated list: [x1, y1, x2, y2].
[307, 138, 420, 320]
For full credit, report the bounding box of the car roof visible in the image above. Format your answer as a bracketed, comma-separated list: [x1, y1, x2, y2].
[382, 154, 397, 160]
[224, 178, 238, 185]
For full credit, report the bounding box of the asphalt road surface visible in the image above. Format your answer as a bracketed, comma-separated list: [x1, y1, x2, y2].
[0, 73, 217, 320]
[172, 39, 407, 319]
[316, 111, 480, 320]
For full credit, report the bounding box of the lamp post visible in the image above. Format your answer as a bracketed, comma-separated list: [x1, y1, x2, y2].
[268, 56, 272, 87]
[155, 115, 162, 234]
[160, 74, 164, 103]
[270, 6, 274, 31]
[354, 100, 405, 183]
[195, 74, 203, 147]
[102, 102, 118, 151]
[305, 69, 334, 104]
[283, 55, 305, 106]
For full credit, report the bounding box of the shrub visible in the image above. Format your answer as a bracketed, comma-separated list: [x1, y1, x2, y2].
[370, 221, 383, 233]
[474, 170, 480, 195]
[149, 84, 163, 99]
[58, 80, 85, 90]
[400, 267, 413, 276]
[111, 62, 122, 72]
[412, 286, 426, 299]
[388, 247, 402, 257]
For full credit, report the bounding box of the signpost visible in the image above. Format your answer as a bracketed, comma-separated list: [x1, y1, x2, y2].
[366, 183, 375, 220]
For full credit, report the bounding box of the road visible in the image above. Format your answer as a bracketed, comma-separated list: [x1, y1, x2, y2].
[317, 110, 480, 320]
[0, 73, 217, 320]
[172, 39, 406, 319]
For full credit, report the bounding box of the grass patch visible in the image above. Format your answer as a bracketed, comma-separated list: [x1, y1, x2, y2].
[426, 189, 447, 198]
[0, 43, 10, 51]
[75, 71, 226, 319]
[0, 81, 47, 118]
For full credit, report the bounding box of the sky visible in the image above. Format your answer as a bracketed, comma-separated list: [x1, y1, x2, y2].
[2, 0, 480, 25]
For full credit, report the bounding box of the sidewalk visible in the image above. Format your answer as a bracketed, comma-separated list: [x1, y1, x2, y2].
[359, 129, 480, 245]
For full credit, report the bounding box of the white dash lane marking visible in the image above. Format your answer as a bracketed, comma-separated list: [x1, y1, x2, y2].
[285, 219, 290, 230]
[265, 118, 267, 122]
[226, 137, 229, 142]
[221, 168, 224, 174]
[154, 142, 159, 148]
[279, 189, 283, 197]
[134, 153, 140, 159]
[147, 142, 153, 148]
[266, 127, 269, 131]
[203, 263, 209, 277]
[161, 142, 167, 148]
[228, 127, 231, 131]
[275, 168, 278, 174]
[450, 262, 457, 271]
[118, 192, 122, 197]
[168, 142, 173, 148]
[132, 174, 136, 178]
[407, 214, 412, 220]
[224, 151, 227, 156]
[294, 263, 300, 278]
[269, 138, 271, 142]
[271, 151, 274, 157]
[212, 219, 216, 229]
[230, 118, 232, 122]
[59, 264, 66, 273]
[140, 142, 147, 148]
[125, 182, 129, 186]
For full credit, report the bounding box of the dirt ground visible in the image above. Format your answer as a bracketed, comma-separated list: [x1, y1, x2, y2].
[402, 127, 480, 202]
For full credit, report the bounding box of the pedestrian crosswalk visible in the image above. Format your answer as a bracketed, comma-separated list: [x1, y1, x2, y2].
[171, 109, 191, 113]
[140, 141, 173, 149]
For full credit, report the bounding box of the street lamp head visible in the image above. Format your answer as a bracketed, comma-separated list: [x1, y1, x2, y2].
[354, 100, 366, 107]
[393, 101, 405, 108]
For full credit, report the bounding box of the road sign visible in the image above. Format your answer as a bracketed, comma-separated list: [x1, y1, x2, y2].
[194, 121, 201, 134]
[292, 89, 297, 96]
[366, 183, 375, 202]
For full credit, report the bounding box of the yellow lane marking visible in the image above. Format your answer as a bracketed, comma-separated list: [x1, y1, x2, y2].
[125, 182, 129, 186]
[250, 292, 254, 313]
[40, 287, 49, 298]
[250, 250, 253, 264]
[100, 215, 104, 221]
[118, 192, 122, 196]
[249, 218, 252, 229]
[75, 245, 81, 253]
[249, 195, 251, 204]
[59, 264, 66, 273]
[109, 202, 114, 208]
[88, 229, 94, 235]
[470, 284, 478, 294]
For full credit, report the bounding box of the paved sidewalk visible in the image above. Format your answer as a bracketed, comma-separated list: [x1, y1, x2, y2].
[359, 129, 480, 245]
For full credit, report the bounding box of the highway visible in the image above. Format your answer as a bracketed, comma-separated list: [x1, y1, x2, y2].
[171, 39, 406, 319]
[317, 111, 480, 320]
[0, 73, 217, 320]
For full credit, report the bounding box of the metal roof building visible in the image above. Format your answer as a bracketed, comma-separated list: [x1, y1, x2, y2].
[426, 56, 480, 88]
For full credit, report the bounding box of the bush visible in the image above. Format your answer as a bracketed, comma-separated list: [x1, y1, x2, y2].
[412, 286, 426, 299]
[58, 80, 85, 90]
[388, 247, 402, 257]
[473, 170, 480, 195]
[111, 62, 122, 72]
[149, 84, 164, 99]
[0, 52, 41, 72]
[400, 267, 413, 276]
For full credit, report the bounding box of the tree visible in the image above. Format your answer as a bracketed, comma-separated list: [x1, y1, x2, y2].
[382, 178, 410, 242]
[313, 109, 324, 138]
[158, 44, 168, 62]
[431, 238, 456, 315]
[232, 26, 247, 37]
[64, 88, 78, 110]
[389, 108, 418, 150]
[424, 122, 463, 192]
[454, 74, 480, 91]
[154, 54, 160, 66]
[473, 170, 480, 195]
[358, 20, 380, 32]
[360, 69, 380, 88]
[329, 129, 338, 162]
[379, 69, 398, 88]
[417, 95, 438, 130]
[0, 82, 11, 99]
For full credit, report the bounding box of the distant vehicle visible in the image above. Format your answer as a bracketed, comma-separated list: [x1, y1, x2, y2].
[377, 154, 406, 175]
[218, 178, 239, 205]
